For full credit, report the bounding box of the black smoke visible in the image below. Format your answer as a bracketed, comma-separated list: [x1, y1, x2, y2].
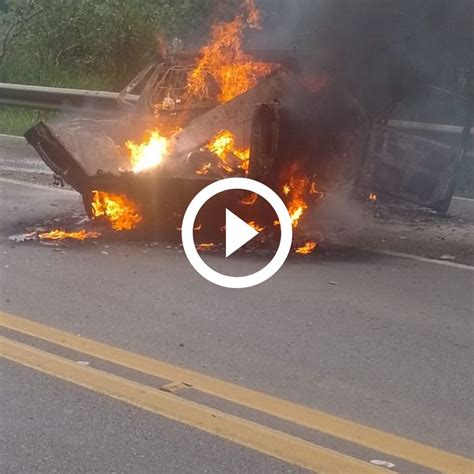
[253, 0, 473, 120]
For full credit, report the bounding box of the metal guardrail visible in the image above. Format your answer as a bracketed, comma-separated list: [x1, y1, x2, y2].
[387, 120, 473, 136]
[0, 82, 138, 114]
[1, 82, 472, 136]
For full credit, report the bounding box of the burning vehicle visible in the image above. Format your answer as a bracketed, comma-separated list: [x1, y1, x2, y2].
[23, 1, 466, 250]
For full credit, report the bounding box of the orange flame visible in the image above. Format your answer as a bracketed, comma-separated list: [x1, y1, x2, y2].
[196, 162, 212, 175]
[248, 221, 265, 232]
[244, 0, 262, 29]
[186, 16, 275, 102]
[240, 192, 258, 205]
[368, 192, 377, 202]
[39, 229, 100, 241]
[197, 242, 216, 251]
[91, 191, 142, 231]
[295, 241, 318, 255]
[125, 130, 169, 173]
[283, 176, 311, 228]
[205, 130, 250, 173]
[176, 223, 202, 232]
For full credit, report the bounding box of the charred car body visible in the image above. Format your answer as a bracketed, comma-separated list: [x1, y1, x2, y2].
[24, 13, 466, 243]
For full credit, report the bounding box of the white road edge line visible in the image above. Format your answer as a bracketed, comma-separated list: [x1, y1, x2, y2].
[452, 196, 474, 203]
[0, 166, 49, 174]
[0, 177, 75, 193]
[0, 133, 25, 141]
[375, 249, 474, 271]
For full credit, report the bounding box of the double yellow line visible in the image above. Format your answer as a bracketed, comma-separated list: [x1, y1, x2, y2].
[1, 311, 472, 473]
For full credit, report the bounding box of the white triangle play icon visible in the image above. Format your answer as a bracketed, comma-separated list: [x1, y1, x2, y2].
[225, 209, 259, 258]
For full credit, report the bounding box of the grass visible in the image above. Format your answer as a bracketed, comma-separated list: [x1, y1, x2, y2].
[0, 107, 58, 136]
[0, 67, 116, 137]
[0, 64, 119, 136]
[1, 56, 116, 91]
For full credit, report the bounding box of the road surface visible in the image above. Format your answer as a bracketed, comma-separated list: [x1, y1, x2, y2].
[0, 140, 473, 473]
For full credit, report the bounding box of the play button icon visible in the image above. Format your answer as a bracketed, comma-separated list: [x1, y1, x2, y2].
[181, 178, 293, 289]
[225, 209, 259, 257]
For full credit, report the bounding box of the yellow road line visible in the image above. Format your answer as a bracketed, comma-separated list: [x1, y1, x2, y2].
[0, 335, 387, 474]
[1, 311, 473, 473]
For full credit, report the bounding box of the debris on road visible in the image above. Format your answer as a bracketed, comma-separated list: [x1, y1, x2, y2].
[9, 232, 37, 242]
[440, 254, 457, 260]
[370, 460, 396, 469]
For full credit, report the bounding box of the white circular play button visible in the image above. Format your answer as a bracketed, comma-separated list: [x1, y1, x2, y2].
[181, 178, 293, 289]
[225, 209, 259, 258]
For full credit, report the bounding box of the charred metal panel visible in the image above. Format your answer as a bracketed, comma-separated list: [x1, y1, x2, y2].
[248, 91, 369, 192]
[361, 125, 459, 212]
[25, 122, 91, 194]
[249, 101, 281, 182]
[24, 122, 232, 239]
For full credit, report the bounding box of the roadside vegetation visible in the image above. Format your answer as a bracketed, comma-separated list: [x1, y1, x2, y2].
[0, 0, 219, 136]
[0, 0, 219, 89]
[0, 107, 56, 136]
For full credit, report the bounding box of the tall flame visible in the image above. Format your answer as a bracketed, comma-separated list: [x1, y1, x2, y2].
[284, 175, 311, 228]
[186, 16, 274, 102]
[125, 130, 169, 173]
[91, 191, 142, 231]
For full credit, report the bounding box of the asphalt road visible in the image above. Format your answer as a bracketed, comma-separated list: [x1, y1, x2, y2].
[1, 175, 473, 473]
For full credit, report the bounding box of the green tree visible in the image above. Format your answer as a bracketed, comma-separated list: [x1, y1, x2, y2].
[0, 0, 215, 89]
